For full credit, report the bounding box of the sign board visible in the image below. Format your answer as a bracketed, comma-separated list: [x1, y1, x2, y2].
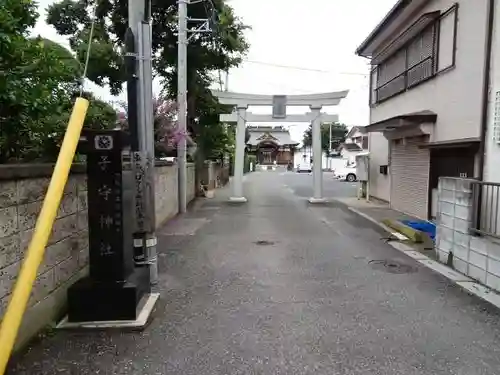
[84, 130, 132, 282]
[272, 95, 287, 119]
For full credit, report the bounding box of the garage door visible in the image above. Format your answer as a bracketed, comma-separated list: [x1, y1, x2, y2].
[390, 137, 430, 219]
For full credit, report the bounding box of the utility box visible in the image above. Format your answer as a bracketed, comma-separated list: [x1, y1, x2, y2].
[355, 152, 369, 182]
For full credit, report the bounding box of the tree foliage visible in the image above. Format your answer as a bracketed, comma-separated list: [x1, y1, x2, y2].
[46, 0, 250, 157]
[116, 97, 201, 158]
[302, 123, 348, 154]
[0, 0, 74, 162]
[0, 0, 118, 162]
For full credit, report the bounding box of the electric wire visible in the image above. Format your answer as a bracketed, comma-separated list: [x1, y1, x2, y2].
[58, 1, 367, 101]
[79, 5, 97, 96]
[241, 59, 369, 76]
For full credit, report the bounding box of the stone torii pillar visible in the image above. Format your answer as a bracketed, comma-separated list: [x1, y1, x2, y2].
[220, 110, 339, 203]
[310, 105, 324, 203]
[231, 105, 248, 202]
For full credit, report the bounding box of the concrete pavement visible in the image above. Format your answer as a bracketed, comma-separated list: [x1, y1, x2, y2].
[7, 171, 500, 374]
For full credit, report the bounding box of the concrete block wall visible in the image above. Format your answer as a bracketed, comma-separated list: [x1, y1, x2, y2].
[215, 163, 230, 186]
[436, 177, 500, 292]
[154, 162, 195, 225]
[199, 162, 229, 190]
[0, 162, 195, 351]
[155, 164, 179, 226]
[186, 163, 195, 203]
[0, 165, 89, 351]
[200, 161, 215, 190]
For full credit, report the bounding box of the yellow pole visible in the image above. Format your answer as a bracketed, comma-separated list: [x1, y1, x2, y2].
[0, 98, 89, 375]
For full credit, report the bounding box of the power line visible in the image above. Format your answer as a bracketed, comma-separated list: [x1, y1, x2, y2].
[241, 59, 369, 76]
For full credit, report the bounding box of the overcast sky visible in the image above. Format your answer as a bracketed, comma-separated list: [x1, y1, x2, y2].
[33, 0, 397, 143]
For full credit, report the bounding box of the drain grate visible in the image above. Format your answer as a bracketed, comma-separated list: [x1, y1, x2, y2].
[368, 259, 417, 274]
[254, 240, 275, 246]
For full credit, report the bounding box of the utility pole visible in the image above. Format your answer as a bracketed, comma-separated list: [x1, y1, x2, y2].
[127, 0, 158, 284]
[177, 0, 214, 213]
[177, 0, 188, 214]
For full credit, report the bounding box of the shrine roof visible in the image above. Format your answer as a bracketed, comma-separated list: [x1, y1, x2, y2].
[247, 126, 299, 146]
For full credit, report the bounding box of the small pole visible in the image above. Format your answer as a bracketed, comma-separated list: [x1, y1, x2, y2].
[329, 122, 332, 170]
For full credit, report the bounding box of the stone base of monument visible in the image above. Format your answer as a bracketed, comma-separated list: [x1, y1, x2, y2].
[57, 292, 159, 330]
[61, 268, 157, 329]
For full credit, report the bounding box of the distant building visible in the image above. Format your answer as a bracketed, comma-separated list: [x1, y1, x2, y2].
[338, 126, 368, 164]
[246, 126, 299, 165]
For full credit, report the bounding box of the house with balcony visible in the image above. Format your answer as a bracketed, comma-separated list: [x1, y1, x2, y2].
[338, 126, 368, 164]
[355, 0, 493, 220]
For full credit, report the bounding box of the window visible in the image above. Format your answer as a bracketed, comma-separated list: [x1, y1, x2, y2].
[437, 5, 458, 71]
[362, 136, 368, 149]
[370, 4, 457, 105]
[406, 26, 437, 87]
[371, 25, 437, 103]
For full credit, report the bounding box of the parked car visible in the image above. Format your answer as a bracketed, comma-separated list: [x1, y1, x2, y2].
[296, 163, 312, 173]
[334, 165, 357, 182]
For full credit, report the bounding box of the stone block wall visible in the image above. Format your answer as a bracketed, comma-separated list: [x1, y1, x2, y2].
[0, 165, 89, 351]
[436, 177, 500, 292]
[214, 163, 230, 187]
[0, 162, 195, 351]
[187, 163, 195, 203]
[199, 161, 230, 189]
[155, 163, 179, 226]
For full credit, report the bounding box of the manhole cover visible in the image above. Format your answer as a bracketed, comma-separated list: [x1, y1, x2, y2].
[254, 240, 275, 246]
[368, 259, 417, 274]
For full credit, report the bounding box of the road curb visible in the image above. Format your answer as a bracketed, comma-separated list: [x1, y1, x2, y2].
[347, 207, 408, 241]
[347, 206, 500, 310]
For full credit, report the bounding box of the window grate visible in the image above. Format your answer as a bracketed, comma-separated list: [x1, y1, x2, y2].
[372, 23, 438, 104]
[493, 91, 500, 144]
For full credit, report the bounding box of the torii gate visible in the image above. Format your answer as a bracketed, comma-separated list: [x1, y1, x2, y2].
[212, 90, 349, 204]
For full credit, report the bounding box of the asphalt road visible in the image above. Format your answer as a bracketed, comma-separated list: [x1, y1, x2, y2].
[279, 170, 358, 199]
[8, 171, 500, 375]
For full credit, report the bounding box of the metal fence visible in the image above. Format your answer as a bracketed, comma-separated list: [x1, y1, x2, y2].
[470, 180, 500, 239]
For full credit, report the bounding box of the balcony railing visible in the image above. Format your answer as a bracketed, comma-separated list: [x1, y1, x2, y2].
[373, 56, 435, 103]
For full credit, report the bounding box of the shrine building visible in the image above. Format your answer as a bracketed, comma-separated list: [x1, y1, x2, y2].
[246, 126, 299, 165]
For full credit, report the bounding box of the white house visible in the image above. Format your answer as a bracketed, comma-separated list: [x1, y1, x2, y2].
[356, 0, 493, 220]
[338, 126, 368, 164]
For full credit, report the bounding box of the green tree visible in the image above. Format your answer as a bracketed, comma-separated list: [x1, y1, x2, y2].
[39, 37, 82, 78]
[46, 0, 250, 157]
[37, 91, 118, 161]
[0, 0, 80, 162]
[46, 0, 125, 95]
[193, 95, 234, 161]
[302, 123, 348, 154]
